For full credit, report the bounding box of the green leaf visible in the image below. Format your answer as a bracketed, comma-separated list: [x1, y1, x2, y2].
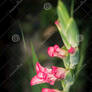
[31, 42, 39, 70]
[57, 0, 70, 29]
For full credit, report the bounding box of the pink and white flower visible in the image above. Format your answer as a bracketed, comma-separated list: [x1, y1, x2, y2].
[42, 88, 61, 92]
[30, 62, 66, 86]
[48, 44, 67, 58]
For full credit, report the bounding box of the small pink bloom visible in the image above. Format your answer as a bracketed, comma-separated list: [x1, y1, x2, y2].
[30, 62, 66, 86]
[42, 88, 61, 92]
[48, 44, 67, 58]
[68, 47, 75, 54]
[54, 20, 62, 31]
[55, 20, 59, 25]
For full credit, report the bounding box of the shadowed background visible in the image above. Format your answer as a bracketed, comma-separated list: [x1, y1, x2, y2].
[0, 0, 92, 92]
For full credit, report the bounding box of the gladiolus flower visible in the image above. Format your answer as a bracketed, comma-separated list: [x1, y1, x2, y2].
[48, 44, 67, 58]
[30, 62, 66, 86]
[42, 88, 61, 92]
[68, 47, 75, 54]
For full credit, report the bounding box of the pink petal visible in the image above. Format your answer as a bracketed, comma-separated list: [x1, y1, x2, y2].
[44, 68, 52, 74]
[36, 62, 45, 73]
[46, 74, 57, 85]
[42, 88, 61, 92]
[52, 66, 66, 79]
[68, 47, 75, 54]
[30, 75, 46, 86]
[54, 45, 61, 53]
[54, 44, 59, 50]
[48, 47, 54, 57]
[55, 20, 59, 25]
[36, 62, 40, 73]
[36, 62, 52, 74]
[37, 72, 47, 79]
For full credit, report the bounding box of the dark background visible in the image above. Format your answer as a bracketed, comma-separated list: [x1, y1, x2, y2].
[0, 0, 92, 92]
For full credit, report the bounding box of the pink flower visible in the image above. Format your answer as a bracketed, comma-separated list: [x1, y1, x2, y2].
[55, 20, 59, 25]
[54, 20, 61, 31]
[30, 62, 66, 86]
[48, 44, 67, 58]
[42, 88, 61, 92]
[68, 47, 75, 54]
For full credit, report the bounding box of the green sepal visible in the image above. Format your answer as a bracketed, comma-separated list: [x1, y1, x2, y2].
[62, 71, 74, 92]
[63, 54, 70, 69]
[57, 0, 79, 48]
[65, 18, 79, 47]
[57, 0, 70, 31]
[70, 50, 79, 69]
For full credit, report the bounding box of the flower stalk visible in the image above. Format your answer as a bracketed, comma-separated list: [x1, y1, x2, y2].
[30, 0, 80, 92]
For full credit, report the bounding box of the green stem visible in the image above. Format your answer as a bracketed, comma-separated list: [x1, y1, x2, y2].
[76, 30, 89, 79]
[63, 87, 70, 92]
[71, 0, 74, 17]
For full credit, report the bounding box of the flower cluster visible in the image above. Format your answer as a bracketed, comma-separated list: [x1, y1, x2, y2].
[30, 0, 79, 91]
[30, 44, 76, 92]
